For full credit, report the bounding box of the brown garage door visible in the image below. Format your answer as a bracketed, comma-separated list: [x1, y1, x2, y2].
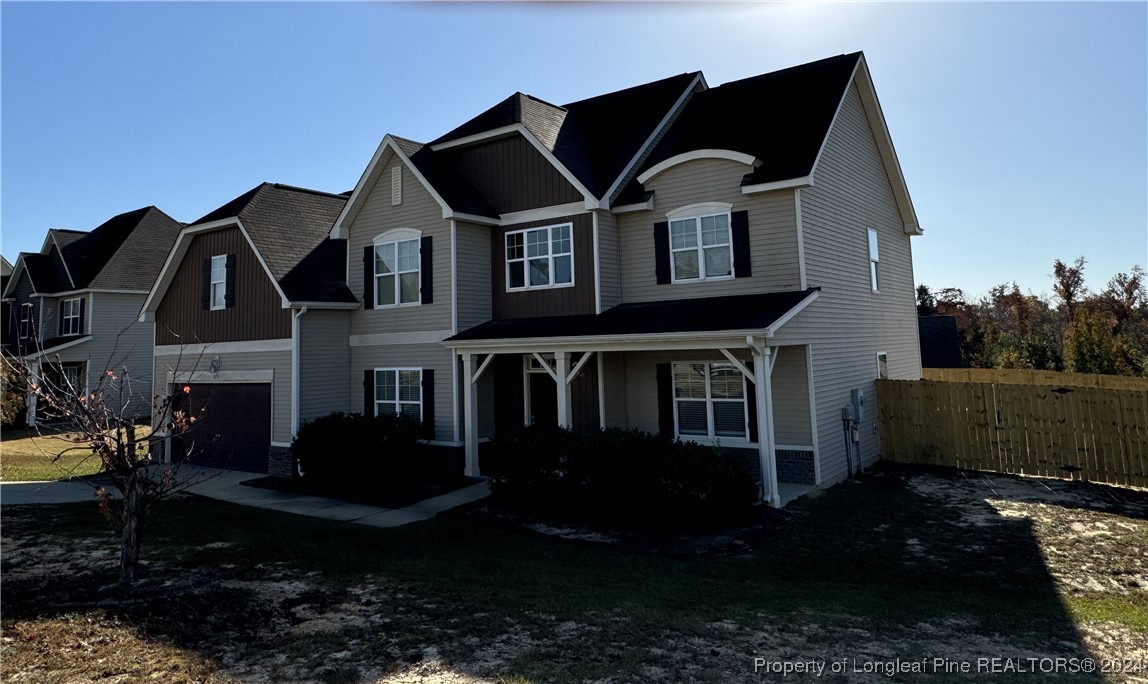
[171, 383, 272, 473]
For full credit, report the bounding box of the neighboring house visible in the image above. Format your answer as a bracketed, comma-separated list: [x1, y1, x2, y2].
[1, 207, 183, 425]
[918, 315, 963, 368]
[139, 183, 354, 474]
[140, 52, 923, 507]
[1, 256, 12, 342]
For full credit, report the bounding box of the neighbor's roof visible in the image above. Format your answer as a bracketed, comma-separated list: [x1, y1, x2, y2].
[448, 288, 818, 343]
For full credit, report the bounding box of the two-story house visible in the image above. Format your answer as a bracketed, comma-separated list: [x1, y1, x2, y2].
[2, 207, 182, 425]
[139, 52, 922, 506]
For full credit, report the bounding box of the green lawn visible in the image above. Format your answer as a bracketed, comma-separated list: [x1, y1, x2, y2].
[0, 425, 150, 481]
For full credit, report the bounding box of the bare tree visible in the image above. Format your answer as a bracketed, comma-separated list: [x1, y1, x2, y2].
[4, 331, 211, 588]
[1052, 256, 1088, 323]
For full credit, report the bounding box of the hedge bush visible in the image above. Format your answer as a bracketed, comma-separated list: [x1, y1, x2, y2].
[485, 426, 759, 529]
[292, 412, 426, 486]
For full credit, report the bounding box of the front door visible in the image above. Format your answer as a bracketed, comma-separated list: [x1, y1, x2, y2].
[528, 373, 557, 427]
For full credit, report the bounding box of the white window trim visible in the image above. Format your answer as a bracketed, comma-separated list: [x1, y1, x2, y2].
[18, 303, 33, 339]
[867, 227, 880, 293]
[373, 367, 423, 420]
[505, 222, 575, 292]
[373, 228, 422, 309]
[669, 212, 734, 284]
[876, 351, 888, 380]
[61, 297, 82, 336]
[209, 254, 227, 311]
[671, 361, 752, 447]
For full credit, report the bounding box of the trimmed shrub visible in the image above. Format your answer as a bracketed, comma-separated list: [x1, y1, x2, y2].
[292, 411, 426, 486]
[486, 426, 758, 529]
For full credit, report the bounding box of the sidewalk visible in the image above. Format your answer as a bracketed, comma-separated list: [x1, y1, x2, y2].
[0, 466, 490, 529]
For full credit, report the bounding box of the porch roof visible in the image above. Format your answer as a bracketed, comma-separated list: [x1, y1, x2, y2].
[447, 288, 818, 349]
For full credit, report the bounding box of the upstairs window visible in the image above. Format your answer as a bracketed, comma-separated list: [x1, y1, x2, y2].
[210, 255, 227, 309]
[673, 362, 748, 442]
[867, 227, 880, 292]
[375, 237, 421, 306]
[61, 298, 82, 336]
[670, 213, 732, 282]
[375, 368, 422, 420]
[506, 223, 573, 291]
[19, 303, 33, 339]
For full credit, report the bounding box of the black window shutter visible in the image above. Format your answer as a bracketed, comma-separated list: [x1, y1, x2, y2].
[201, 257, 212, 310]
[420, 236, 433, 304]
[363, 369, 375, 416]
[655, 363, 675, 438]
[78, 297, 86, 335]
[654, 222, 670, 285]
[420, 368, 435, 440]
[224, 254, 236, 308]
[362, 246, 374, 310]
[746, 359, 758, 444]
[731, 210, 751, 278]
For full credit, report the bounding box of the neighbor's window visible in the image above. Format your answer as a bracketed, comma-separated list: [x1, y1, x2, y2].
[61, 298, 82, 335]
[210, 255, 227, 310]
[867, 227, 880, 292]
[375, 238, 420, 307]
[19, 303, 33, 339]
[670, 212, 732, 282]
[506, 223, 573, 290]
[876, 352, 888, 380]
[673, 362, 747, 442]
[374, 368, 422, 420]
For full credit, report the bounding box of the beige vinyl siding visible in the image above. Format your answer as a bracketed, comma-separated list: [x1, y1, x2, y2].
[621, 350, 753, 440]
[348, 153, 452, 335]
[455, 221, 493, 332]
[350, 343, 455, 443]
[154, 347, 292, 443]
[771, 345, 812, 446]
[596, 210, 622, 310]
[772, 80, 923, 485]
[617, 158, 801, 303]
[299, 310, 351, 424]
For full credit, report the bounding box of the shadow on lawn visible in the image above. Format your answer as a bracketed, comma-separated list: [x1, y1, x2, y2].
[0, 463, 1114, 683]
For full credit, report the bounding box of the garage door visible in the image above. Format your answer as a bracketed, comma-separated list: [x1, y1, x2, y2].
[171, 383, 272, 473]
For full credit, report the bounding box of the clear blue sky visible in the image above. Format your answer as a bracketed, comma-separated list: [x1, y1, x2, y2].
[3, 2, 1145, 300]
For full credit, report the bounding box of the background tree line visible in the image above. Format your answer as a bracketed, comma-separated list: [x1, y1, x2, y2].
[917, 258, 1148, 376]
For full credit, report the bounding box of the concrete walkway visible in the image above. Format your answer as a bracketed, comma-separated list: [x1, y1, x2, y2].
[0, 466, 490, 529]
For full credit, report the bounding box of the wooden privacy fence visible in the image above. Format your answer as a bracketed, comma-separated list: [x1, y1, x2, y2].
[877, 379, 1148, 488]
[923, 368, 1148, 391]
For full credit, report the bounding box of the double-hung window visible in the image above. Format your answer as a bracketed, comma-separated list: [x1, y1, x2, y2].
[61, 298, 81, 335]
[867, 227, 880, 292]
[673, 362, 748, 442]
[375, 238, 420, 306]
[19, 303, 33, 339]
[374, 368, 422, 420]
[210, 255, 227, 310]
[670, 213, 732, 282]
[506, 223, 573, 290]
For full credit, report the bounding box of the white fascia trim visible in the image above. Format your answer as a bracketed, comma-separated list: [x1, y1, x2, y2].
[665, 201, 733, 220]
[49, 234, 77, 290]
[794, 189, 807, 289]
[637, 149, 759, 185]
[429, 124, 520, 151]
[154, 338, 293, 356]
[287, 301, 360, 310]
[763, 290, 819, 336]
[167, 369, 274, 384]
[449, 212, 500, 226]
[499, 202, 585, 226]
[612, 197, 655, 214]
[48, 288, 149, 297]
[447, 329, 777, 354]
[741, 176, 814, 194]
[808, 56, 862, 194]
[350, 329, 454, 347]
[25, 336, 92, 359]
[602, 73, 705, 205]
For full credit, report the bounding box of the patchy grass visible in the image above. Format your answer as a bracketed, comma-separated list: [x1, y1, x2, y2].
[0, 425, 151, 482]
[3, 465, 1146, 682]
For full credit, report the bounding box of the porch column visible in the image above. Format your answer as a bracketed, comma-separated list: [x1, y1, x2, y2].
[597, 351, 606, 430]
[753, 346, 781, 508]
[462, 352, 479, 477]
[555, 351, 571, 428]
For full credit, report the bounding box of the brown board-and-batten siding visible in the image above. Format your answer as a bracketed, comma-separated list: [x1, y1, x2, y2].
[155, 227, 290, 344]
[491, 213, 595, 319]
[446, 135, 582, 214]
